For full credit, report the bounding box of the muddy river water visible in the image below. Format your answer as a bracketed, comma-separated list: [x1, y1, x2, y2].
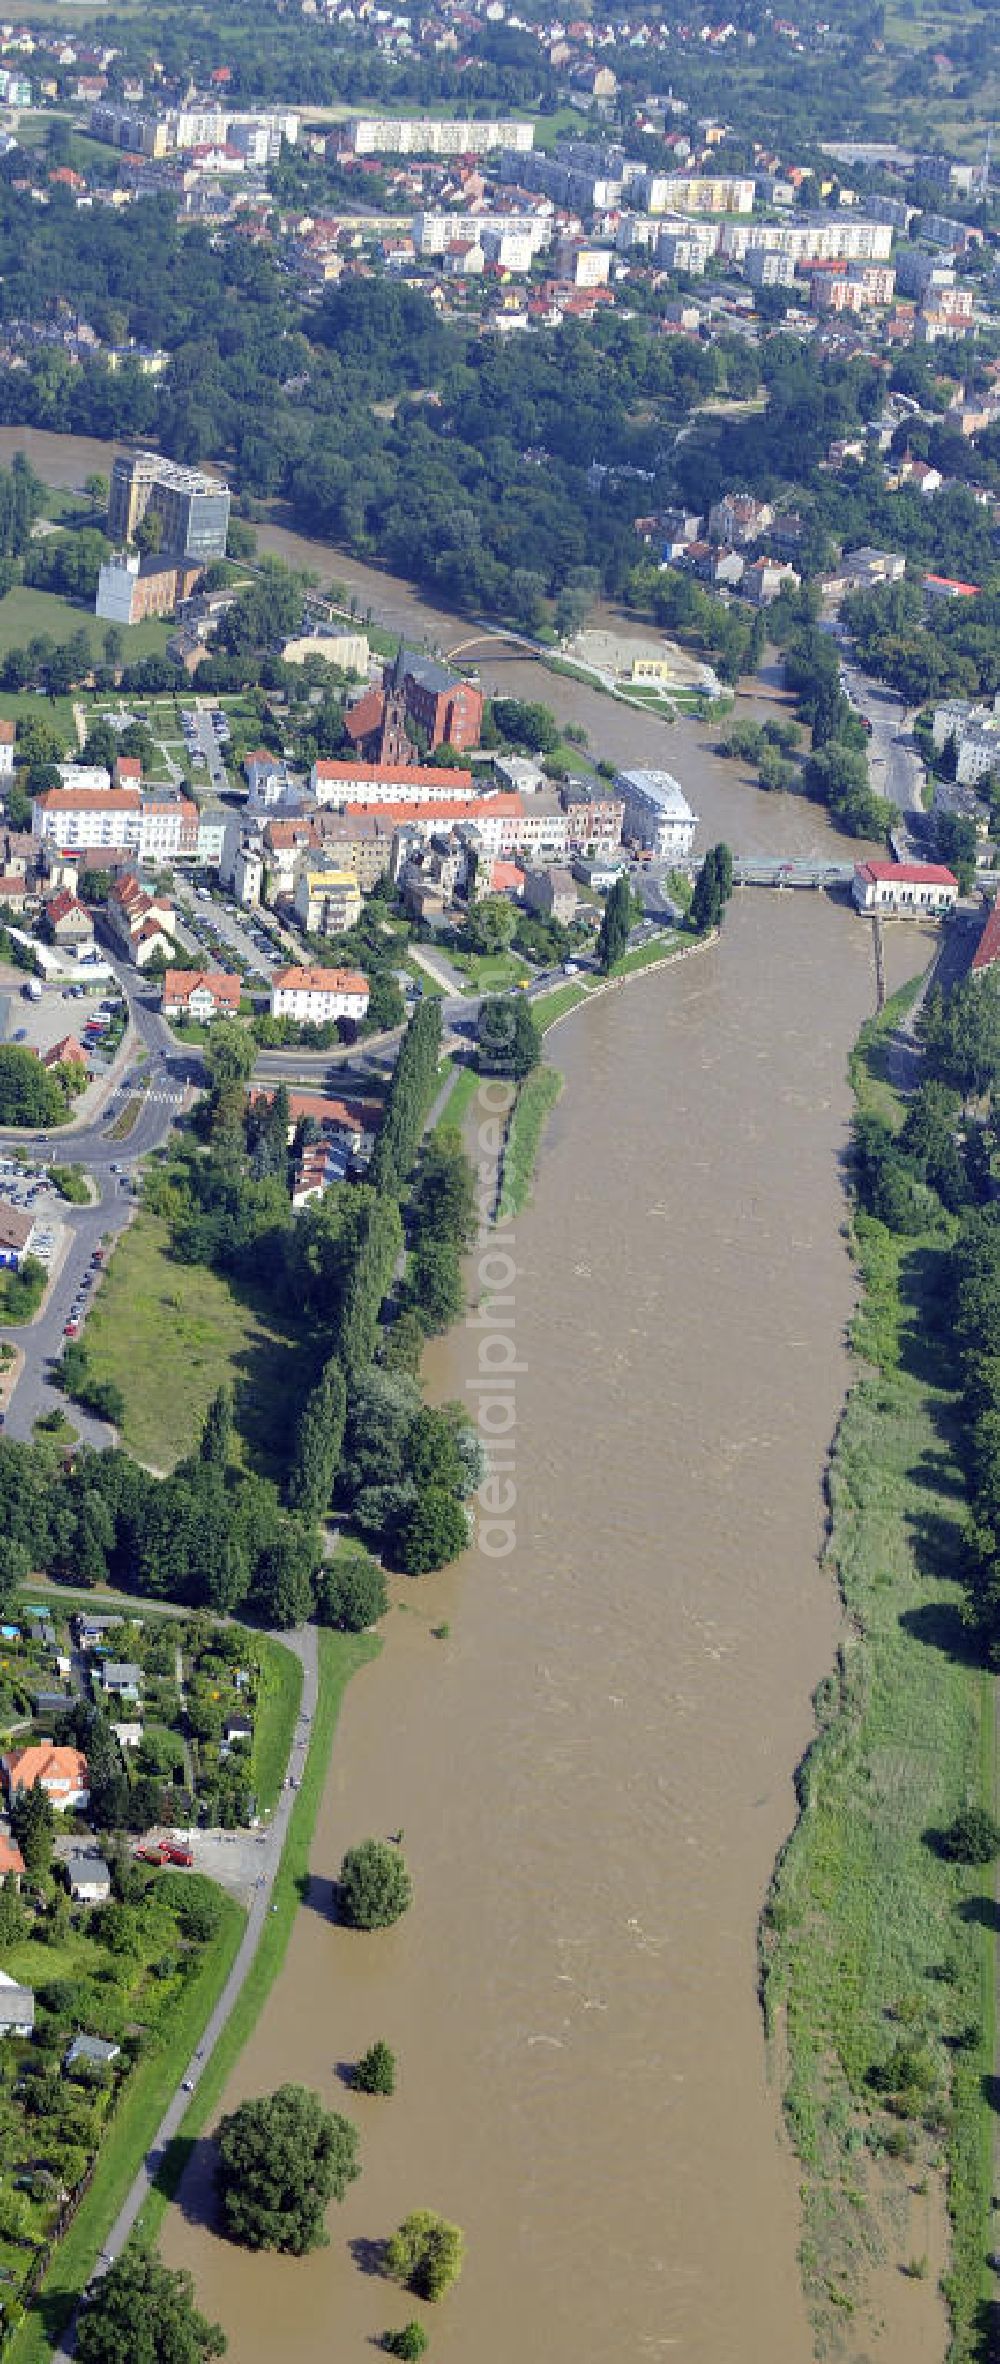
[0, 429, 942, 2360]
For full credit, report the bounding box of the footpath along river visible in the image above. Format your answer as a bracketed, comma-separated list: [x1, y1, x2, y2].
[0, 428, 945, 2358]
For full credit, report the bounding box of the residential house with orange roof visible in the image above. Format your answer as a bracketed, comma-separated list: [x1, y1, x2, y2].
[2, 1743, 90, 1810]
[0, 1833, 25, 1883]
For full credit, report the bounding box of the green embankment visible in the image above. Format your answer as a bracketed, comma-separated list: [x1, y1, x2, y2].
[251, 1633, 304, 1814]
[762, 979, 995, 2359]
[496, 1067, 563, 1221]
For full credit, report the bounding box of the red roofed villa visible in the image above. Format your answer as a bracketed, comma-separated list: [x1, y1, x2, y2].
[161, 969, 241, 1022]
[1, 1743, 90, 1811]
[852, 859, 959, 914]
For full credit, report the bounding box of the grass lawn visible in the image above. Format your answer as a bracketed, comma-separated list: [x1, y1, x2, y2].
[404, 955, 445, 999]
[0, 690, 79, 749]
[81, 1213, 303, 1475]
[251, 1635, 304, 1815]
[612, 931, 690, 979]
[437, 1060, 480, 1134]
[497, 1066, 563, 1221]
[0, 586, 170, 664]
[8, 1891, 245, 2364]
[534, 979, 593, 1031]
[762, 980, 994, 2359]
[448, 949, 531, 994]
[140, 1627, 379, 2242]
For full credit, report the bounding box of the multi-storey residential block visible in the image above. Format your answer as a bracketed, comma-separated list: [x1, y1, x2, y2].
[107, 452, 230, 563]
[350, 117, 533, 157]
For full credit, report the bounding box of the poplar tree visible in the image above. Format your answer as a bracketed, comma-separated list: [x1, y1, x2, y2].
[288, 1357, 347, 1518]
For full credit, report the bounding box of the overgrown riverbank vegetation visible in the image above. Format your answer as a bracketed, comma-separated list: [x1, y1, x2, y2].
[763, 974, 998, 2361]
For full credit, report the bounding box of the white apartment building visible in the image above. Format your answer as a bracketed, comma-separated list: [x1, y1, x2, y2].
[656, 219, 718, 275]
[270, 966, 370, 1023]
[32, 788, 197, 862]
[722, 214, 894, 266]
[931, 697, 1000, 785]
[33, 788, 140, 855]
[197, 808, 228, 868]
[615, 769, 698, 858]
[350, 117, 533, 157]
[311, 762, 475, 808]
[744, 246, 798, 288]
[555, 242, 612, 287]
[639, 172, 754, 215]
[413, 209, 550, 258]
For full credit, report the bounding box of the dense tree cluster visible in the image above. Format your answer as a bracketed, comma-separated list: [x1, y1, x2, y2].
[370, 1001, 443, 1196]
[476, 994, 541, 1076]
[0, 1044, 74, 1127]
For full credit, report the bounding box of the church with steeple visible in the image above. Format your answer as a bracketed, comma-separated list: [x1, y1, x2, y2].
[343, 642, 484, 760]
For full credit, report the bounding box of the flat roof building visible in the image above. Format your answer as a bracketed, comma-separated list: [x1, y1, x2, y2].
[614, 769, 698, 858]
[108, 451, 230, 564]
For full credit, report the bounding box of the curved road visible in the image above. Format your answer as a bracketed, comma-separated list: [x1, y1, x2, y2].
[0, 963, 202, 1442]
[52, 1622, 318, 2360]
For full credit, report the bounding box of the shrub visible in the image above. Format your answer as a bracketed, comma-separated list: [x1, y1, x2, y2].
[385, 2210, 464, 2302]
[353, 2039, 396, 2096]
[939, 1806, 1000, 1864]
[383, 2325, 428, 2359]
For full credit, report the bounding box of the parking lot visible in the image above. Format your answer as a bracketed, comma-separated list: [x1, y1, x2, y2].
[0, 975, 128, 1122]
[181, 704, 230, 795]
[180, 892, 286, 987]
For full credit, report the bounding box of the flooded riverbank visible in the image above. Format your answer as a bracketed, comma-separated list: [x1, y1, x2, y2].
[0, 425, 946, 2357]
[160, 899, 934, 2364]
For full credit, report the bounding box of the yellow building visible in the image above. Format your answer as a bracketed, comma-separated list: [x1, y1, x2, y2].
[293, 867, 363, 935]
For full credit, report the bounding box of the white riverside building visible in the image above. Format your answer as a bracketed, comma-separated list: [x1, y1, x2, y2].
[614, 769, 698, 858]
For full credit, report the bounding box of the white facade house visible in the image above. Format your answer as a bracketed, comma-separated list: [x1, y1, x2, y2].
[270, 966, 370, 1024]
[0, 720, 14, 777]
[0, 1970, 33, 2037]
[614, 769, 698, 858]
[852, 860, 959, 914]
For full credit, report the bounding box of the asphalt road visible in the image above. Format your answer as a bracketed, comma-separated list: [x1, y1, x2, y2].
[51, 1624, 319, 2360]
[835, 650, 927, 836]
[0, 964, 195, 1442]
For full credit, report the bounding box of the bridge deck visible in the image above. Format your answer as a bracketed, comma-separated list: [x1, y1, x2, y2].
[733, 859, 856, 889]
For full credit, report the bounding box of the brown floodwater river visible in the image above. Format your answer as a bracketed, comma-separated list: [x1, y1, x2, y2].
[0, 429, 944, 2358]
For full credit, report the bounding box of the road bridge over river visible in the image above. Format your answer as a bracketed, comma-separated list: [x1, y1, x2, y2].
[732, 857, 857, 890]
